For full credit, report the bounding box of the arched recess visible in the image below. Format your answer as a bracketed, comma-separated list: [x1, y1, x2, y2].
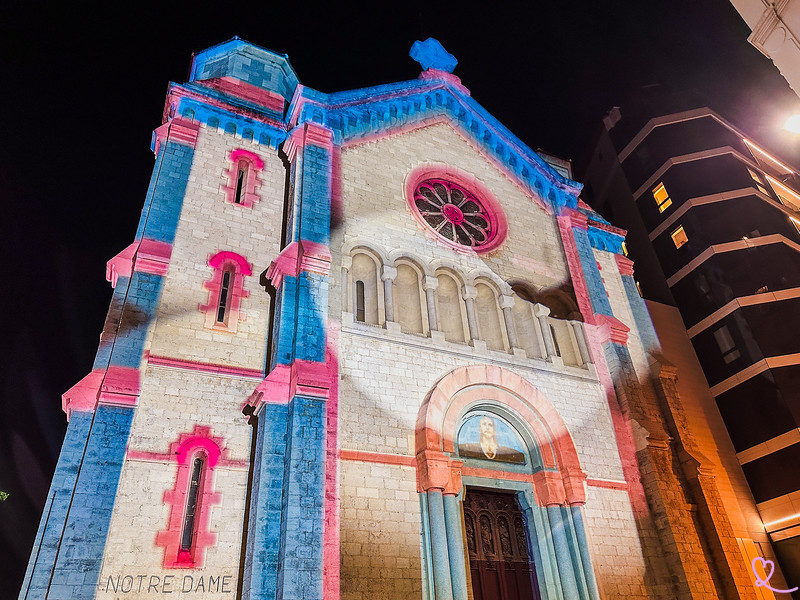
[473, 277, 508, 352]
[414, 365, 600, 600]
[347, 247, 383, 325]
[434, 269, 469, 344]
[392, 258, 427, 335]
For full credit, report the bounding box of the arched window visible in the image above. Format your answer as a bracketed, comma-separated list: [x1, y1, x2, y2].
[200, 251, 252, 333]
[222, 149, 264, 208]
[234, 162, 248, 205]
[355, 280, 366, 322]
[155, 426, 224, 569]
[475, 282, 505, 351]
[393, 262, 425, 334]
[511, 292, 542, 359]
[435, 272, 467, 343]
[178, 453, 206, 562]
[350, 252, 380, 325]
[538, 287, 583, 367]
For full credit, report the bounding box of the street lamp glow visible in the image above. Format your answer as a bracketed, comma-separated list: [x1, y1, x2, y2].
[785, 114, 800, 133]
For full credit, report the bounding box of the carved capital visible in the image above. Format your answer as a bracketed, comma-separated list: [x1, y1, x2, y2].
[461, 285, 478, 300]
[423, 276, 439, 291]
[532, 470, 567, 506]
[562, 467, 587, 506]
[444, 460, 463, 496]
[499, 294, 516, 309]
[381, 265, 397, 281]
[532, 303, 551, 318]
[416, 450, 451, 491]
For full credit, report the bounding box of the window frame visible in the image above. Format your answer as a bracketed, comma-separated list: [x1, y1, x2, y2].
[652, 182, 673, 213]
[671, 225, 689, 249]
[199, 251, 253, 333]
[222, 149, 264, 208]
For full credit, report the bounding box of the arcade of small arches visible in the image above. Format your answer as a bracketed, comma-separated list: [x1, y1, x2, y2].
[340, 242, 594, 370]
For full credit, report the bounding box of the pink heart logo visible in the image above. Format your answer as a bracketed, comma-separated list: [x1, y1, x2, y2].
[752, 557, 774, 586]
[751, 556, 798, 594]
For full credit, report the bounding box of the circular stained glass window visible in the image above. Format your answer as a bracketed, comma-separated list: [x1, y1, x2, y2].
[413, 179, 496, 249]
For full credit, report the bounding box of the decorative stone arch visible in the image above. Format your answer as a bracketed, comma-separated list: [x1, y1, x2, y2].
[470, 276, 512, 352]
[341, 239, 390, 266]
[465, 268, 512, 296]
[387, 248, 432, 276]
[415, 365, 585, 503]
[390, 254, 429, 335]
[343, 244, 385, 325]
[222, 148, 264, 208]
[431, 266, 470, 344]
[414, 365, 600, 600]
[536, 284, 582, 321]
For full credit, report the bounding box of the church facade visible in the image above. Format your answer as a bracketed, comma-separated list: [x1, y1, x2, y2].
[20, 38, 771, 600]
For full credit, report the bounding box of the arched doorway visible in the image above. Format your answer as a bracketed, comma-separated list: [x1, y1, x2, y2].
[415, 365, 600, 600]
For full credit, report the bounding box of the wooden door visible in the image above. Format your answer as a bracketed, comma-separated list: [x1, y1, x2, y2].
[463, 489, 539, 600]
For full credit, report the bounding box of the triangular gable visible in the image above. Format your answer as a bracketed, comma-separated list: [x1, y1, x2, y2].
[288, 73, 582, 214]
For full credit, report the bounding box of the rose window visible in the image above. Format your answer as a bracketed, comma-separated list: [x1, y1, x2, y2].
[413, 179, 496, 248]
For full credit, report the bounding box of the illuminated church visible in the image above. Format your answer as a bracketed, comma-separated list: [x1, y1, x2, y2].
[20, 37, 776, 600]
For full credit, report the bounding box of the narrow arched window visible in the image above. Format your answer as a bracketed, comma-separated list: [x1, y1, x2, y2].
[216, 268, 234, 324]
[234, 162, 248, 205]
[200, 252, 252, 333]
[355, 281, 366, 322]
[350, 252, 379, 325]
[180, 455, 205, 553]
[224, 149, 264, 207]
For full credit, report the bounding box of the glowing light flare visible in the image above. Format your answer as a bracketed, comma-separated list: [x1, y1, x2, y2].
[785, 114, 800, 134]
[743, 138, 794, 175]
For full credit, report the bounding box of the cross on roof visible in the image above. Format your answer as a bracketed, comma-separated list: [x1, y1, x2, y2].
[409, 38, 458, 73]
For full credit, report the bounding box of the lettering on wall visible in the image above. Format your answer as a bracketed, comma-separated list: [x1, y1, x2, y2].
[100, 574, 233, 595]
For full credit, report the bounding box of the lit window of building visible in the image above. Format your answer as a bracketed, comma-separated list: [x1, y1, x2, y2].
[653, 182, 672, 213]
[671, 225, 688, 249]
[746, 167, 770, 196]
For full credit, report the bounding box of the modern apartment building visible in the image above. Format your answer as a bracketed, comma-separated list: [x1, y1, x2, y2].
[579, 86, 800, 590]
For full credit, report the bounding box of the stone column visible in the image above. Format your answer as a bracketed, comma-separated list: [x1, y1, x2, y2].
[341, 255, 352, 315]
[419, 450, 455, 600]
[381, 265, 397, 324]
[427, 491, 454, 600]
[546, 505, 581, 599]
[443, 460, 467, 600]
[423, 276, 439, 332]
[499, 294, 519, 350]
[570, 506, 601, 600]
[533, 303, 556, 358]
[570, 320, 592, 365]
[462, 285, 480, 342]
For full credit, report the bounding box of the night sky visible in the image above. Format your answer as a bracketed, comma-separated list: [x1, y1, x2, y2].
[2, 1, 799, 596]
